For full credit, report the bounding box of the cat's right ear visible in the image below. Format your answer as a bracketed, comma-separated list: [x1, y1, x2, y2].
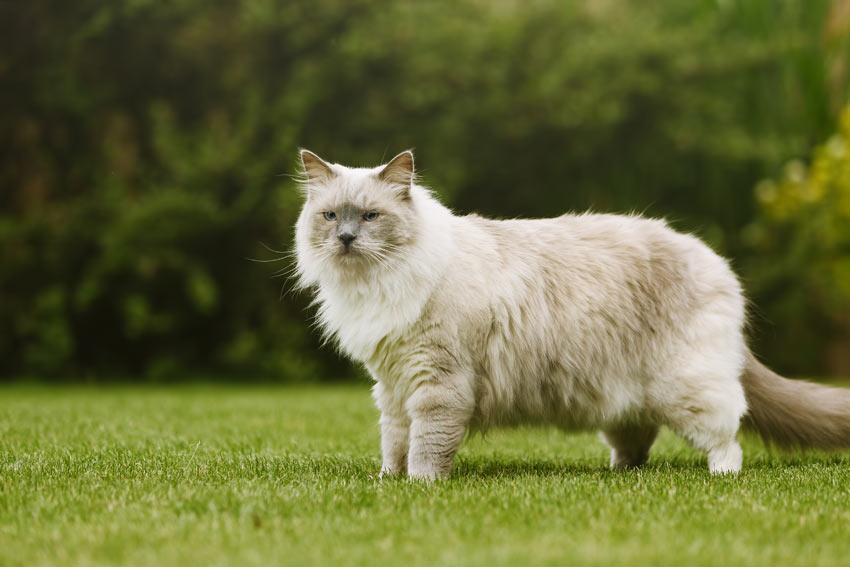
[300, 149, 335, 184]
[377, 150, 414, 201]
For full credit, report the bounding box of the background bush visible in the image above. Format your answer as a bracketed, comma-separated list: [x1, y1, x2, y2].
[1, 0, 849, 380]
[746, 105, 850, 375]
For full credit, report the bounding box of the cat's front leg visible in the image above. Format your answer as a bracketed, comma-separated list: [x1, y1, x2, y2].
[406, 380, 475, 481]
[379, 412, 410, 477]
[373, 381, 410, 477]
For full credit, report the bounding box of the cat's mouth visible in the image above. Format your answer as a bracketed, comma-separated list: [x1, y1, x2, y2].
[334, 243, 386, 266]
[336, 243, 365, 260]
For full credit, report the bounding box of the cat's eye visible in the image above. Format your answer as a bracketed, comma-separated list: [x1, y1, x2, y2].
[363, 211, 379, 221]
[324, 211, 337, 221]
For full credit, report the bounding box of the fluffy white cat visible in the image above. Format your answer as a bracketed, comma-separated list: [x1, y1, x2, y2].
[294, 149, 850, 478]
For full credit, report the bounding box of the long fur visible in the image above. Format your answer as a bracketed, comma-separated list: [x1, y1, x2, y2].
[742, 352, 850, 449]
[294, 150, 850, 478]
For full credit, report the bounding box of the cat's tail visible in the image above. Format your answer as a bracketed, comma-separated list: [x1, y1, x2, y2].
[740, 351, 850, 449]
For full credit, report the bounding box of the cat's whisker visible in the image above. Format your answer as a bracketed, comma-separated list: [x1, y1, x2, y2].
[247, 256, 289, 263]
[361, 249, 394, 270]
[272, 265, 299, 279]
[256, 241, 294, 255]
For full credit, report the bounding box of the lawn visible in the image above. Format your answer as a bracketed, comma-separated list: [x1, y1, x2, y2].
[1, 384, 849, 566]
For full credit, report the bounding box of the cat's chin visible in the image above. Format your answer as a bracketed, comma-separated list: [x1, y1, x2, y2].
[334, 247, 370, 264]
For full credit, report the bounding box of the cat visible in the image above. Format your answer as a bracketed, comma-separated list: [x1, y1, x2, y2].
[294, 149, 850, 479]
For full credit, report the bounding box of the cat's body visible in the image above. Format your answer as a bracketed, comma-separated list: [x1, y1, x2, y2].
[295, 150, 850, 478]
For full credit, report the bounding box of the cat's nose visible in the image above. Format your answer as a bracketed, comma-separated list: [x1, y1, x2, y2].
[338, 232, 356, 247]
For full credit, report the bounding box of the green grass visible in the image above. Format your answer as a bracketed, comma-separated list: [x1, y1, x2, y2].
[2, 385, 850, 566]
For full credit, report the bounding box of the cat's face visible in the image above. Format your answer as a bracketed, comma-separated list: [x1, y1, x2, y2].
[295, 151, 418, 273]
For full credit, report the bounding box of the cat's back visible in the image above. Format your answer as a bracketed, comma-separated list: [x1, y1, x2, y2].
[457, 211, 701, 270]
[460, 211, 666, 247]
[446, 211, 740, 313]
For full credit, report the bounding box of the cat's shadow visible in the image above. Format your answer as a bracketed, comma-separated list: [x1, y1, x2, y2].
[448, 453, 850, 479]
[453, 459, 599, 478]
[450, 457, 697, 478]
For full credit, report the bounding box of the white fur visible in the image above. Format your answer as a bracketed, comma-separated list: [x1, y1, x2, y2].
[297, 184, 455, 360]
[295, 153, 749, 478]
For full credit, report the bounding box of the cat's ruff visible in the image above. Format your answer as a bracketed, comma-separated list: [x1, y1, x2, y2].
[294, 149, 850, 478]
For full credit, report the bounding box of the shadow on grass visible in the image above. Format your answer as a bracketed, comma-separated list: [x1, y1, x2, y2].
[269, 448, 850, 482]
[743, 452, 850, 469]
[450, 455, 707, 479]
[453, 459, 599, 478]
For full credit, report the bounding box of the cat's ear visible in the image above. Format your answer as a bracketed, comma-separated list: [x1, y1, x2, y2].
[378, 150, 414, 199]
[300, 149, 335, 183]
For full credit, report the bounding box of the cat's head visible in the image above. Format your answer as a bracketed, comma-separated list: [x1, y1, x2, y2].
[294, 150, 420, 284]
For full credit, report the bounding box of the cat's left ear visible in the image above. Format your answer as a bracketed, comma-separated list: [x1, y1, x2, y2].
[378, 150, 414, 200]
[300, 149, 335, 183]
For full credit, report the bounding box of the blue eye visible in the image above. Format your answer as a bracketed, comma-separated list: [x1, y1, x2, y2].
[324, 211, 337, 221]
[363, 211, 379, 221]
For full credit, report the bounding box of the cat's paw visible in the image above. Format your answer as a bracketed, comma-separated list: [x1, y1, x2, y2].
[708, 442, 742, 474]
[407, 465, 446, 482]
[378, 467, 404, 481]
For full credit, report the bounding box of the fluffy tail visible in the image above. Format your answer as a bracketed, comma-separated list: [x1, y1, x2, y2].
[741, 351, 850, 449]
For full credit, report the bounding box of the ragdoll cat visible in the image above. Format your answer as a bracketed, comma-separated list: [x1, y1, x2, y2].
[294, 149, 850, 478]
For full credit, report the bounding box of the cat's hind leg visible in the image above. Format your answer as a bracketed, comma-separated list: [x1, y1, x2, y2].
[653, 369, 747, 474]
[601, 424, 659, 469]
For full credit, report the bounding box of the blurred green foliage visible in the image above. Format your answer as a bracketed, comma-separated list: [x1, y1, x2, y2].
[1, 0, 849, 380]
[746, 105, 850, 374]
